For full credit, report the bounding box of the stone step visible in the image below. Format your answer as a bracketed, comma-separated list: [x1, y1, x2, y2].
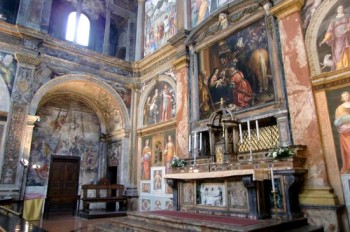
[93, 211, 323, 232]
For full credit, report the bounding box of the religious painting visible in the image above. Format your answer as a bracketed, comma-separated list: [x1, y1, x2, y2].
[326, 86, 350, 174]
[196, 181, 226, 207]
[191, 0, 235, 28]
[151, 167, 165, 194]
[165, 200, 174, 210]
[141, 182, 151, 193]
[141, 137, 152, 180]
[144, 0, 177, 56]
[163, 132, 176, 173]
[143, 81, 176, 126]
[182, 182, 194, 205]
[317, 1, 350, 73]
[151, 135, 163, 167]
[198, 18, 274, 119]
[228, 178, 249, 211]
[28, 97, 100, 186]
[301, 0, 322, 30]
[107, 141, 121, 167]
[0, 52, 17, 94]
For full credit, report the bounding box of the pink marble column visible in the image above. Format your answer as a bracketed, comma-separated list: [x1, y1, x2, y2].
[271, 1, 329, 188]
[174, 57, 190, 158]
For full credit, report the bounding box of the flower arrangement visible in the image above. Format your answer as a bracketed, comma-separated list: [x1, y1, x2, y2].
[267, 146, 295, 160]
[170, 156, 185, 168]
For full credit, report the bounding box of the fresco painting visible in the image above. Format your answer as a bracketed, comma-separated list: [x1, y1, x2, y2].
[191, 0, 234, 28]
[327, 86, 350, 174]
[0, 52, 17, 93]
[144, 0, 177, 56]
[318, 1, 350, 73]
[28, 97, 100, 186]
[107, 141, 121, 167]
[198, 19, 274, 119]
[301, 0, 322, 30]
[143, 82, 176, 126]
[141, 131, 176, 181]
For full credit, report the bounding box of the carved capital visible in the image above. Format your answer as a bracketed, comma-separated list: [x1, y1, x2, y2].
[173, 56, 189, 71]
[15, 53, 40, 66]
[271, 0, 304, 20]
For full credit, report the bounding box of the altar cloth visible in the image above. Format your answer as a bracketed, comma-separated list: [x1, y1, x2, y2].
[164, 169, 269, 181]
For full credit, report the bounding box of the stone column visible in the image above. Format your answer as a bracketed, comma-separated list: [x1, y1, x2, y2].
[275, 112, 292, 147]
[0, 53, 39, 186]
[189, 44, 200, 122]
[103, 0, 112, 55]
[271, 0, 337, 205]
[74, 0, 83, 43]
[173, 56, 190, 158]
[135, 0, 145, 60]
[129, 83, 141, 185]
[19, 115, 39, 199]
[182, 0, 191, 30]
[125, 18, 132, 61]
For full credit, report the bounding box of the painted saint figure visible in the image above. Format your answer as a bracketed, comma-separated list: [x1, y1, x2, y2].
[142, 139, 152, 180]
[161, 85, 172, 121]
[334, 91, 350, 173]
[320, 5, 350, 70]
[164, 135, 175, 171]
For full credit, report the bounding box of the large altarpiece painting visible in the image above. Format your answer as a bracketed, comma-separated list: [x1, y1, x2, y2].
[197, 18, 274, 119]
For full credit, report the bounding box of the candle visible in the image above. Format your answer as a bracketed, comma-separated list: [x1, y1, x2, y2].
[270, 168, 275, 192]
[239, 124, 243, 143]
[189, 134, 191, 152]
[194, 132, 197, 150]
[199, 133, 202, 151]
[256, 120, 260, 141]
[247, 120, 251, 140]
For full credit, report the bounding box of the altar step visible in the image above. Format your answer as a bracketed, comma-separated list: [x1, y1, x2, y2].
[79, 209, 126, 219]
[93, 211, 323, 232]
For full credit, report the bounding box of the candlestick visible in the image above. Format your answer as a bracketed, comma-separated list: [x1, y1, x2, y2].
[189, 134, 191, 152]
[271, 168, 275, 192]
[194, 132, 197, 150]
[247, 120, 251, 140]
[199, 133, 202, 151]
[239, 124, 243, 143]
[256, 120, 260, 141]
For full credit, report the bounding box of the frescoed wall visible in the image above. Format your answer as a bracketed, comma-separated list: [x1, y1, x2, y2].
[143, 81, 176, 126]
[27, 97, 101, 186]
[140, 131, 176, 181]
[191, 0, 234, 28]
[198, 18, 273, 119]
[318, 1, 350, 73]
[0, 52, 17, 94]
[144, 0, 177, 56]
[327, 86, 350, 174]
[301, 0, 322, 30]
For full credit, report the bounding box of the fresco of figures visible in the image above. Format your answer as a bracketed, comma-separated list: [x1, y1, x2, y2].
[141, 132, 175, 180]
[198, 19, 273, 119]
[318, 1, 350, 73]
[143, 82, 176, 126]
[326, 87, 350, 174]
[301, 0, 322, 30]
[0, 52, 16, 93]
[107, 141, 121, 167]
[191, 0, 235, 28]
[144, 0, 177, 56]
[28, 97, 100, 186]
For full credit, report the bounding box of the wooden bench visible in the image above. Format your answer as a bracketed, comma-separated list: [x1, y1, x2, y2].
[44, 195, 80, 219]
[81, 184, 127, 212]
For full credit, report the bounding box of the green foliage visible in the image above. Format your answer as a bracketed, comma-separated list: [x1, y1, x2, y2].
[170, 157, 185, 168]
[267, 146, 295, 160]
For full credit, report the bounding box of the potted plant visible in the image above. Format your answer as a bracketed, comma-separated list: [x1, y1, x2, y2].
[170, 156, 185, 168]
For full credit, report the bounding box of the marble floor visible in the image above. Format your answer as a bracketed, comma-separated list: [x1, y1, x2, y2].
[0, 212, 111, 232]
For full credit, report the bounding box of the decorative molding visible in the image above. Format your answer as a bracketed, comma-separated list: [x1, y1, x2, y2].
[299, 186, 339, 205]
[173, 56, 189, 70]
[271, 0, 304, 20]
[15, 53, 40, 66]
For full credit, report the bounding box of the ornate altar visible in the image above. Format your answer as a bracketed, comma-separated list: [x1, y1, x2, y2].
[165, 102, 307, 220]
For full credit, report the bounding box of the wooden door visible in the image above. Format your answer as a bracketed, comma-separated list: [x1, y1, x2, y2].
[46, 155, 80, 213]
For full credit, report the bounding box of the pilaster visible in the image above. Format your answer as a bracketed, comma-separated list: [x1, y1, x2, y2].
[173, 56, 190, 158]
[0, 53, 39, 185]
[135, 0, 145, 60]
[271, 0, 337, 206]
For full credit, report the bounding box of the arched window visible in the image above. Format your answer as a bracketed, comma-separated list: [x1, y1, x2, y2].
[66, 12, 90, 46]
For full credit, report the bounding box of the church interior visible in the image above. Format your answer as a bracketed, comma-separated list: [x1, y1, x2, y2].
[0, 0, 350, 231]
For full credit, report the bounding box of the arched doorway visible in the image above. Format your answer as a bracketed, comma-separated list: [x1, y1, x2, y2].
[26, 74, 130, 215]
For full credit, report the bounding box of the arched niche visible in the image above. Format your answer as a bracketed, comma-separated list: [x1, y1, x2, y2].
[27, 74, 132, 186]
[138, 74, 177, 128]
[305, 0, 350, 76]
